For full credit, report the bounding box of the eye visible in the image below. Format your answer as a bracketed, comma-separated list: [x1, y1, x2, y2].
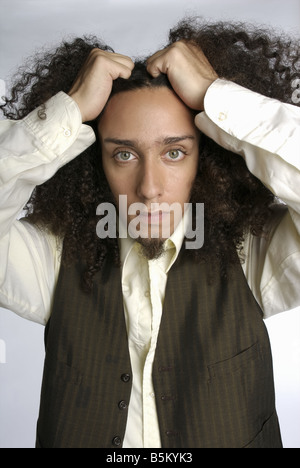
[165, 149, 185, 161]
[114, 151, 136, 162]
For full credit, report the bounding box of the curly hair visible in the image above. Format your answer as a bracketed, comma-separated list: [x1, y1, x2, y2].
[1, 18, 299, 291]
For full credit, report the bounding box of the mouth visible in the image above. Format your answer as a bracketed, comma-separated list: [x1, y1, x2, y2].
[139, 211, 169, 225]
[126, 208, 178, 240]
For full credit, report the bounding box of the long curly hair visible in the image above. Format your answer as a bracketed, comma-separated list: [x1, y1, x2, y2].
[1, 18, 299, 291]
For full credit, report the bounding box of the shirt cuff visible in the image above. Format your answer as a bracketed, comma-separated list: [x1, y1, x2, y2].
[22, 92, 96, 158]
[199, 79, 300, 159]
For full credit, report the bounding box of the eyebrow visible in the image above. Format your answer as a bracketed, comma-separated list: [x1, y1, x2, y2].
[103, 135, 196, 146]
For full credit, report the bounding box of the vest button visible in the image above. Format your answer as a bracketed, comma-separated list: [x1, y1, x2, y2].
[118, 400, 128, 410]
[121, 373, 131, 383]
[112, 436, 122, 447]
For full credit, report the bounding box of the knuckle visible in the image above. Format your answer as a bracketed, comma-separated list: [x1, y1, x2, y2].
[129, 59, 135, 69]
[167, 46, 182, 62]
[89, 48, 104, 57]
[90, 48, 110, 59]
[93, 52, 111, 67]
[172, 40, 187, 49]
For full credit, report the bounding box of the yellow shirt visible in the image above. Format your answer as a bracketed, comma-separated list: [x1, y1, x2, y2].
[120, 214, 188, 447]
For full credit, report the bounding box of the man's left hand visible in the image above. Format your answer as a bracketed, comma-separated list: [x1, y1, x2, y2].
[147, 41, 218, 111]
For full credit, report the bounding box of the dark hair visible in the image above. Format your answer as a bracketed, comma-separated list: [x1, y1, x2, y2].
[1, 19, 299, 290]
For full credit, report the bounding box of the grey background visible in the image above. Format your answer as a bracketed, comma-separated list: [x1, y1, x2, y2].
[0, 0, 300, 448]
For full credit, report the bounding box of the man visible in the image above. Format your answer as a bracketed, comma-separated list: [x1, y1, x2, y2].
[0, 20, 299, 447]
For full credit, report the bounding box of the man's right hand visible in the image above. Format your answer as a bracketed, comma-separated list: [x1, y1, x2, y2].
[68, 49, 134, 122]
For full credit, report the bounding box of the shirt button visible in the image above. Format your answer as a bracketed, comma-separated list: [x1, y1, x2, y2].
[63, 128, 72, 137]
[121, 373, 131, 383]
[112, 436, 122, 447]
[118, 400, 128, 410]
[218, 112, 227, 121]
[144, 290, 150, 298]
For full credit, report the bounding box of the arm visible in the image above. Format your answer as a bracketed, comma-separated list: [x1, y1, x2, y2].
[0, 93, 95, 324]
[197, 80, 300, 317]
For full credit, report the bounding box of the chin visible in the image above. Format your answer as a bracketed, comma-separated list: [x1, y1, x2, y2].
[136, 237, 166, 260]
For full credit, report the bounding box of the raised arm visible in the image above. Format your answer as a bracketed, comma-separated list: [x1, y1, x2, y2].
[0, 93, 95, 324]
[199, 80, 300, 317]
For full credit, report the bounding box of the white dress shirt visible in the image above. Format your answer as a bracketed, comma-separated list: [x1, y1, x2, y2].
[0, 80, 300, 448]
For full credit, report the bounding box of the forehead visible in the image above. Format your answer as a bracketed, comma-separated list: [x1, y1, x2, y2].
[98, 87, 197, 141]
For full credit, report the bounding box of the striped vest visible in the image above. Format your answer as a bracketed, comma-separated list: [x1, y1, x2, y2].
[36, 251, 282, 448]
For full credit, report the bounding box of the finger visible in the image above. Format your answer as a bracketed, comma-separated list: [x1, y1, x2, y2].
[87, 50, 134, 81]
[147, 48, 166, 63]
[147, 46, 167, 61]
[112, 61, 134, 80]
[89, 48, 134, 71]
[147, 50, 169, 77]
[109, 52, 135, 70]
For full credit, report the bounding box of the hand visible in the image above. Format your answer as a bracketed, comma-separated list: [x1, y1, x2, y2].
[147, 41, 218, 111]
[68, 49, 134, 122]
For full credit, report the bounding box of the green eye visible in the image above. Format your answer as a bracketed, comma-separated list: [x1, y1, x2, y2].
[116, 151, 132, 161]
[167, 149, 183, 160]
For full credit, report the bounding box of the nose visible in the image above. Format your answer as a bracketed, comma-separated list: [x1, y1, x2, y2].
[136, 158, 164, 203]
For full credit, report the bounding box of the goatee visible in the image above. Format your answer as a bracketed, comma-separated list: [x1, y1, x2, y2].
[136, 237, 166, 260]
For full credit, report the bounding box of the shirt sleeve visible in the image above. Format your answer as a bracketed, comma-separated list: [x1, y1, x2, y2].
[0, 92, 96, 325]
[195, 79, 300, 318]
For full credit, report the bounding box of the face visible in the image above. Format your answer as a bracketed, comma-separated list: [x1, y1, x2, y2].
[98, 87, 200, 255]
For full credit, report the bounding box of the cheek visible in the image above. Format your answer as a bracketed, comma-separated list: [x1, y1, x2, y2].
[102, 163, 135, 203]
[170, 164, 198, 200]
